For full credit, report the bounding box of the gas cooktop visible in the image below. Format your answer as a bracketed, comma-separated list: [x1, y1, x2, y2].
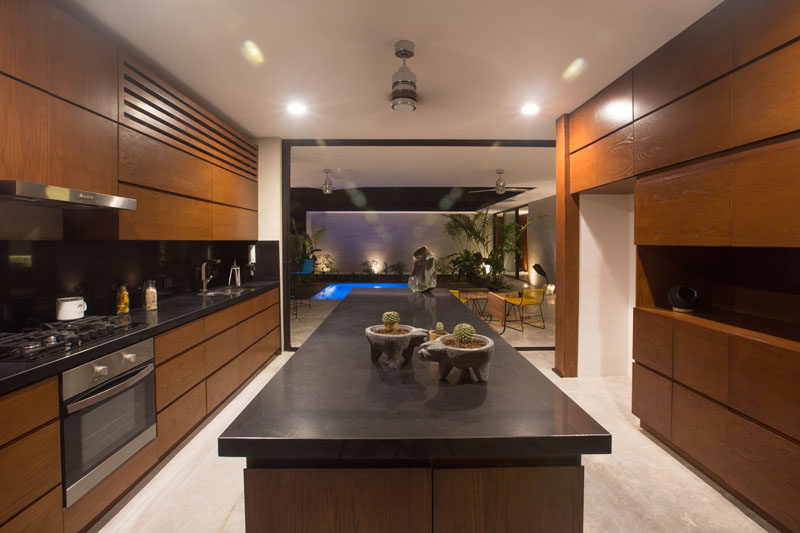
[0, 315, 143, 363]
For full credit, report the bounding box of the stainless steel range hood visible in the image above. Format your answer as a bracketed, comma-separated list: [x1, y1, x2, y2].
[0, 180, 137, 210]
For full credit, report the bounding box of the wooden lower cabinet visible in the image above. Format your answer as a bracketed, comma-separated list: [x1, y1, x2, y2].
[671, 384, 728, 476]
[673, 321, 729, 403]
[153, 317, 204, 365]
[632, 308, 673, 377]
[156, 381, 207, 457]
[0, 376, 58, 446]
[204, 327, 239, 375]
[0, 485, 62, 533]
[632, 363, 672, 438]
[155, 343, 205, 412]
[206, 356, 241, 412]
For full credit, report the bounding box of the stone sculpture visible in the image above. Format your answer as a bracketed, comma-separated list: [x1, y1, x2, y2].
[408, 246, 437, 292]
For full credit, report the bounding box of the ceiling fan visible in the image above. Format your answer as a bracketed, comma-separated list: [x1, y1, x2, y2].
[467, 169, 535, 194]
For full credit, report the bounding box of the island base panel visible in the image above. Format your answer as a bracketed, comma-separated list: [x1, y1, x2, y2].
[242, 466, 583, 532]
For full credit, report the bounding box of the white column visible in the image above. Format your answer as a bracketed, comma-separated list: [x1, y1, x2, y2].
[256, 137, 283, 348]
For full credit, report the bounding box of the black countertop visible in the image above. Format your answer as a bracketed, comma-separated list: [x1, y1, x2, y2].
[219, 288, 611, 464]
[0, 281, 279, 395]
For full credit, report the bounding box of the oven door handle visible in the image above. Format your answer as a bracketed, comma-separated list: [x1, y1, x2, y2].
[65, 364, 154, 415]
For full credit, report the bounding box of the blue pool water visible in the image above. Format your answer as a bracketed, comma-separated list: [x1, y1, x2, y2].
[310, 282, 409, 300]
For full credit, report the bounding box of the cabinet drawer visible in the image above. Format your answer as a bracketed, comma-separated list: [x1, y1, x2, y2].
[634, 165, 732, 246]
[156, 381, 206, 457]
[205, 305, 239, 338]
[673, 321, 729, 403]
[729, 335, 800, 441]
[207, 356, 241, 412]
[254, 305, 280, 338]
[204, 326, 239, 375]
[235, 297, 257, 323]
[0, 421, 61, 525]
[672, 383, 728, 476]
[0, 377, 58, 446]
[253, 289, 279, 313]
[155, 344, 206, 412]
[0, 484, 62, 533]
[726, 411, 800, 532]
[237, 316, 257, 353]
[632, 308, 673, 377]
[154, 318, 204, 365]
[632, 363, 672, 438]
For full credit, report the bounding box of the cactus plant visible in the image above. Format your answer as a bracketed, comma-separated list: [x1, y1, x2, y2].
[452, 323, 475, 344]
[435, 322, 445, 332]
[382, 311, 400, 332]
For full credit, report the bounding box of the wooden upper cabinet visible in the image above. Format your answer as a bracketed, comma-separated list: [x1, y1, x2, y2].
[0, 76, 48, 182]
[212, 166, 258, 211]
[567, 101, 596, 153]
[730, 0, 800, 67]
[633, 77, 732, 174]
[46, 2, 118, 120]
[635, 164, 732, 246]
[733, 40, 800, 147]
[595, 124, 633, 186]
[118, 184, 212, 240]
[212, 204, 258, 240]
[48, 96, 118, 195]
[0, 0, 48, 87]
[732, 141, 800, 247]
[568, 144, 596, 193]
[632, 2, 733, 119]
[594, 71, 632, 138]
[119, 126, 213, 200]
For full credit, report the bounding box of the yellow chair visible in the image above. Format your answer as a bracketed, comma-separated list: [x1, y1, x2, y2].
[503, 288, 545, 332]
[448, 289, 469, 305]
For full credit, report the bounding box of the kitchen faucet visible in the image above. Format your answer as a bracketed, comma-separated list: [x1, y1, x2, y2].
[200, 259, 221, 292]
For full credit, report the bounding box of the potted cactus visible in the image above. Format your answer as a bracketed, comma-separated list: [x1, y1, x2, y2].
[419, 322, 495, 382]
[365, 311, 428, 368]
[429, 322, 448, 341]
[382, 311, 401, 333]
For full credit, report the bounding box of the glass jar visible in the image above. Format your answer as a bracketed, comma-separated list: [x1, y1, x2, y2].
[144, 280, 158, 311]
[116, 283, 130, 315]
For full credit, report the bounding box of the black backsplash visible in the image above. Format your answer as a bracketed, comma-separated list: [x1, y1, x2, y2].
[0, 240, 279, 331]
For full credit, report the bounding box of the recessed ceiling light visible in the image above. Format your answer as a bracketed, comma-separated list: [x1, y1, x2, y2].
[287, 101, 307, 116]
[521, 103, 540, 116]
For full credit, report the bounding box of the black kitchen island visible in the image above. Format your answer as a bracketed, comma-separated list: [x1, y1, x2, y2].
[219, 288, 611, 532]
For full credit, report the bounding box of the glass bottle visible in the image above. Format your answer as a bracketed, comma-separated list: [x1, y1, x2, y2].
[144, 280, 158, 311]
[116, 283, 130, 315]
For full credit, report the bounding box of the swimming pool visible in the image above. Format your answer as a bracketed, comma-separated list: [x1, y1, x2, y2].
[310, 282, 409, 300]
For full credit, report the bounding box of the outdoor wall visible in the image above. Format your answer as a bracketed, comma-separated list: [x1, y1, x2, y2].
[306, 211, 465, 273]
[526, 195, 556, 286]
[577, 194, 635, 377]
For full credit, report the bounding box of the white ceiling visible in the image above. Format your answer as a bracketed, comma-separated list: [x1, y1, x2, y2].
[72, 0, 721, 140]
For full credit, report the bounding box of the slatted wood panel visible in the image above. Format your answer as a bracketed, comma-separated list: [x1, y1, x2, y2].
[119, 56, 257, 180]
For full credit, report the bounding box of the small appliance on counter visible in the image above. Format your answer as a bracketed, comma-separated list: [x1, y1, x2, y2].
[56, 296, 88, 321]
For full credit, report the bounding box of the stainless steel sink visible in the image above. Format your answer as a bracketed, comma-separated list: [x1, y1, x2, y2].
[196, 287, 254, 297]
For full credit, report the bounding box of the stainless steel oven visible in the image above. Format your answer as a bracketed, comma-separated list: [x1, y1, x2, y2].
[61, 338, 156, 506]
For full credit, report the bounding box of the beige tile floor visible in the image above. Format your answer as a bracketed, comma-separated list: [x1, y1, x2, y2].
[93, 351, 775, 533]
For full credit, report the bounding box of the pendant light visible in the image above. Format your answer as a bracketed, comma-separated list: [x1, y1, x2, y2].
[322, 169, 333, 195]
[390, 40, 418, 112]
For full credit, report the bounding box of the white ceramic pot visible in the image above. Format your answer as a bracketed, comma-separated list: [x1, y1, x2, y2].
[56, 297, 88, 320]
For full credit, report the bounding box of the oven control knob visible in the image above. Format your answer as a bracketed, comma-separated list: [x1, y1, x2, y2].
[122, 353, 137, 364]
[93, 365, 109, 380]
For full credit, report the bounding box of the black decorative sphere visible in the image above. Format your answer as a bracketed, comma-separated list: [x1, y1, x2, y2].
[668, 285, 698, 313]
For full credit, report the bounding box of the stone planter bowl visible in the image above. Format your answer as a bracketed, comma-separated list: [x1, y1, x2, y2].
[365, 324, 429, 368]
[419, 334, 495, 382]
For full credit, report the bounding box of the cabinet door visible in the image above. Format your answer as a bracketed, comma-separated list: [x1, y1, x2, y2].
[0, 377, 58, 446]
[156, 381, 205, 457]
[154, 318, 204, 365]
[568, 144, 596, 193]
[206, 356, 241, 412]
[0, 0, 47, 87]
[212, 204, 257, 240]
[118, 184, 212, 240]
[204, 327, 239, 375]
[731, 0, 800, 66]
[672, 384, 728, 476]
[632, 309, 673, 377]
[634, 165, 732, 246]
[595, 124, 633, 186]
[0, 76, 48, 182]
[155, 344, 206, 412]
[212, 166, 258, 210]
[632, 363, 672, 438]
[673, 321, 729, 403]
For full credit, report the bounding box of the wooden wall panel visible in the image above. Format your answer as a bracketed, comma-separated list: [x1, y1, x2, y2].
[568, 144, 596, 192]
[632, 363, 672, 438]
[118, 184, 212, 240]
[733, 41, 800, 147]
[433, 467, 583, 533]
[0, 0, 47, 87]
[634, 165, 732, 246]
[632, 2, 732, 119]
[595, 124, 633, 186]
[0, 76, 48, 183]
[212, 166, 258, 210]
[155, 344, 206, 412]
[48, 96, 118, 195]
[632, 308, 673, 377]
[729, 335, 800, 442]
[154, 318, 205, 365]
[119, 126, 212, 200]
[731, 135, 800, 247]
[671, 384, 728, 476]
[731, 0, 800, 68]
[633, 77, 732, 173]
[212, 204, 258, 240]
[673, 321, 729, 403]
[244, 468, 431, 533]
[156, 381, 206, 457]
[0, 485, 62, 533]
[594, 71, 633, 138]
[726, 412, 800, 532]
[0, 377, 58, 446]
[46, 2, 117, 120]
[0, 421, 60, 525]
